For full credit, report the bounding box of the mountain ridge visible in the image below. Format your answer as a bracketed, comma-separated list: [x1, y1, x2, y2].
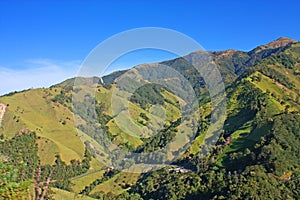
[264, 37, 298, 49]
[0, 37, 299, 199]
[53, 37, 299, 88]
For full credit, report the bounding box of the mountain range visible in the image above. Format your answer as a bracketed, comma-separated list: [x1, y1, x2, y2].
[0, 37, 299, 199]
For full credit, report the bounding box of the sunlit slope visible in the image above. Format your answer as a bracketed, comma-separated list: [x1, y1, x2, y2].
[0, 88, 85, 164]
[186, 42, 300, 158]
[0, 81, 183, 165]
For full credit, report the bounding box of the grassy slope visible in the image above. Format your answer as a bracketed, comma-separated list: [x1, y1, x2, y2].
[248, 71, 297, 111]
[52, 188, 96, 200]
[216, 68, 300, 167]
[90, 172, 141, 196]
[71, 158, 106, 193]
[0, 88, 85, 164]
[105, 87, 182, 148]
[0, 83, 183, 197]
[1, 42, 300, 198]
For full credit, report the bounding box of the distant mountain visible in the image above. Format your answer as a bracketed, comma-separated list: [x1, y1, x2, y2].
[264, 37, 298, 49]
[55, 37, 298, 88]
[52, 76, 102, 88]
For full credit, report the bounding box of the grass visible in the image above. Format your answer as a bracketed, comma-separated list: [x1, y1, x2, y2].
[248, 72, 284, 97]
[90, 172, 141, 196]
[230, 120, 253, 139]
[0, 89, 85, 164]
[215, 68, 300, 167]
[272, 63, 300, 89]
[107, 118, 143, 149]
[215, 120, 253, 167]
[71, 170, 106, 193]
[216, 118, 272, 168]
[36, 137, 60, 165]
[226, 120, 253, 152]
[249, 71, 299, 112]
[77, 129, 109, 163]
[189, 132, 206, 155]
[71, 158, 106, 193]
[105, 87, 182, 148]
[2, 65, 296, 197]
[227, 85, 243, 115]
[52, 188, 96, 200]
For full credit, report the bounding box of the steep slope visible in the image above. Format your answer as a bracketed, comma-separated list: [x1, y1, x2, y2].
[127, 40, 300, 200]
[0, 38, 299, 199]
[0, 88, 85, 165]
[191, 41, 300, 162]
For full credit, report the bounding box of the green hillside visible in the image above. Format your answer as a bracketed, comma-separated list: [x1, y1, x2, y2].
[0, 88, 85, 165]
[0, 38, 299, 199]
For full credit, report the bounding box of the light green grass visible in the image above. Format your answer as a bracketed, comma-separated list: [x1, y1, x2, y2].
[37, 137, 60, 165]
[52, 188, 96, 200]
[71, 158, 106, 193]
[71, 170, 105, 193]
[0, 89, 85, 164]
[215, 120, 253, 167]
[249, 71, 299, 112]
[90, 172, 141, 196]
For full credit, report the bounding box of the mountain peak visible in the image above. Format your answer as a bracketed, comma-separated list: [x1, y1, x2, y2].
[213, 49, 239, 56]
[265, 37, 298, 49]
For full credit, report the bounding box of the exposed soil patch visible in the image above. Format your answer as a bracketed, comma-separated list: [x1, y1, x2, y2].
[0, 103, 6, 127]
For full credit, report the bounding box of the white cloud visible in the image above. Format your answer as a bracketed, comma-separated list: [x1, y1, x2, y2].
[0, 59, 81, 95]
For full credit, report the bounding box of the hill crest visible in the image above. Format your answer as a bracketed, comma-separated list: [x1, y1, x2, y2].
[264, 37, 298, 49]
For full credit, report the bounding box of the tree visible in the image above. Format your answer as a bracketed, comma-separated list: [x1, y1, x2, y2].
[0, 160, 31, 199]
[33, 160, 52, 200]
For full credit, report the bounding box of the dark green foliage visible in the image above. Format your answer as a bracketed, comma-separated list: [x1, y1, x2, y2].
[215, 51, 250, 75]
[135, 118, 181, 153]
[126, 50, 300, 198]
[131, 169, 201, 200]
[51, 90, 71, 106]
[0, 132, 39, 179]
[0, 132, 92, 196]
[255, 113, 300, 174]
[139, 112, 149, 121]
[0, 161, 31, 199]
[130, 84, 165, 110]
[129, 112, 300, 200]
[224, 81, 268, 137]
[246, 45, 285, 68]
[95, 103, 112, 125]
[45, 149, 92, 191]
[115, 192, 143, 200]
[257, 66, 295, 89]
[0, 132, 53, 199]
[276, 53, 296, 69]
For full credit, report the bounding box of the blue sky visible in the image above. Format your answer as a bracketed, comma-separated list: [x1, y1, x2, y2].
[0, 0, 300, 94]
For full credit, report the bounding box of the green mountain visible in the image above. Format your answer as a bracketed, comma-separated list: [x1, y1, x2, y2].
[0, 37, 299, 199]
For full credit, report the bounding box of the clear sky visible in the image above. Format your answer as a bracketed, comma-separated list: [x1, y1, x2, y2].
[0, 0, 300, 95]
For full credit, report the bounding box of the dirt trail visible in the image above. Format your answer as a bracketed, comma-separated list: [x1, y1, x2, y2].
[0, 103, 6, 127]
